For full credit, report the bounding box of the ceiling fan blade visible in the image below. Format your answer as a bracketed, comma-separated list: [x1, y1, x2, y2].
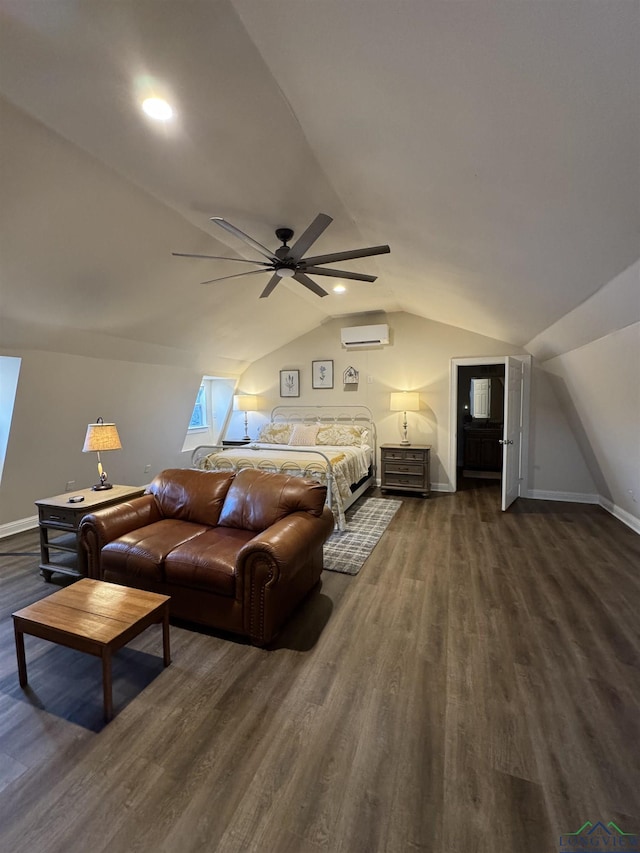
[303, 266, 377, 283]
[172, 252, 271, 266]
[200, 269, 269, 285]
[260, 273, 281, 299]
[289, 213, 333, 261]
[210, 217, 278, 263]
[303, 245, 390, 266]
[293, 272, 328, 298]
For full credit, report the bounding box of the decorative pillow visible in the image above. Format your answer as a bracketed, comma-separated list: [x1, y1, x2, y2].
[256, 422, 293, 445]
[289, 424, 320, 446]
[358, 428, 370, 447]
[316, 424, 369, 446]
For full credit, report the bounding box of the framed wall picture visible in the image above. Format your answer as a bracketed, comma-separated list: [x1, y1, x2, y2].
[312, 360, 334, 389]
[343, 366, 359, 385]
[280, 369, 300, 397]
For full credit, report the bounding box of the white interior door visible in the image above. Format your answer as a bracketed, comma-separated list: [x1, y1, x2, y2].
[470, 378, 491, 418]
[501, 356, 524, 510]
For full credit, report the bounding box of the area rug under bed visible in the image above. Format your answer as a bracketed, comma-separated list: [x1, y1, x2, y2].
[323, 497, 402, 575]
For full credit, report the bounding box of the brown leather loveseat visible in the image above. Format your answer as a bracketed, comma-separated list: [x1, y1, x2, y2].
[78, 467, 334, 646]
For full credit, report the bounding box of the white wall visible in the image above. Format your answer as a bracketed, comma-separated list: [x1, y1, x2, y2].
[527, 363, 598, 500]
[234, 310, 593, 494]
[0, 347, 205, 527]
[540, 322, 640, 528]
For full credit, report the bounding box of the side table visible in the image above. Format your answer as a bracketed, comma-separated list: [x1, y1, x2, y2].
[35, 484, 145, 581]
[380, 444, 431, 498]
[221, 439, 252, 446]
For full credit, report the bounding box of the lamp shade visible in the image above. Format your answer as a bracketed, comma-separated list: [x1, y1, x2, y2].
[82, 421, 122, 453]
[233, 394, 258, 412]
[389, 391, 420, 412]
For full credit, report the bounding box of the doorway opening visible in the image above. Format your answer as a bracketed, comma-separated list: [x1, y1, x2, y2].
[457, 363, 505, 487]
[449, 356, 531, 509]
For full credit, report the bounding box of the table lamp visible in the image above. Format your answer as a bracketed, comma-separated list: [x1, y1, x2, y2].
[389, 392, 420, 445]
[233, 395, 258, 441]
[82, 417, 122, 490]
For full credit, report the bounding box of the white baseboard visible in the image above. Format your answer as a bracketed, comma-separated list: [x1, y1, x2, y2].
[526, 490, 639, 535]
[598, 497, 640, 536]
[526, 489, 599, 504]
[0, 515, 38, 539]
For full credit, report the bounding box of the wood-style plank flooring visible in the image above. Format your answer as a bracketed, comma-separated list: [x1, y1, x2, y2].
[0, 481, 639, 852]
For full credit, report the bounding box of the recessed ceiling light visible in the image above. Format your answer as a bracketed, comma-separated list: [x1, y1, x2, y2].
[333, 283, 346, 293]
[142, 97, 173, 121]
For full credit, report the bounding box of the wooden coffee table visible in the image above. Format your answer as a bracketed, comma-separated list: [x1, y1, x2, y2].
[12, 579, 171, 721]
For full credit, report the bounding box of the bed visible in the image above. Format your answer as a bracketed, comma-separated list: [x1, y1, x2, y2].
[191, 405, 376, 529]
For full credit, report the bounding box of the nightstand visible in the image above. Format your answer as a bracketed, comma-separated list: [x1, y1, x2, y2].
[35, 484, 146, 581]
[221, 439, 252, 446]
[380, 444, 431, 497]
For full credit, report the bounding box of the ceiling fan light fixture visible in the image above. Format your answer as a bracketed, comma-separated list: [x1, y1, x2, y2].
[176, 214, 390, 298]
[142, 97, 173, 121]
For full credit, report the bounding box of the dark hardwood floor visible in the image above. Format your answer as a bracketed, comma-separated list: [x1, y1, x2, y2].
[1, 483, 639, 852]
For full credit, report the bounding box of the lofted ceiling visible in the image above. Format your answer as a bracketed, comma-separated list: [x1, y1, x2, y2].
[0, 1, 638, 366]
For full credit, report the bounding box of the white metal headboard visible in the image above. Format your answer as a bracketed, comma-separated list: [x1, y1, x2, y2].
[270, 405, 376, 473]
[270, 404, 374, 426]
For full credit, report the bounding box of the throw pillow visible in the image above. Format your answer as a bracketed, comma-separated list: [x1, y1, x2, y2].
[316, 424, 369, 446]
[256, 422, 293, 445]
[289, 424, 320, 446]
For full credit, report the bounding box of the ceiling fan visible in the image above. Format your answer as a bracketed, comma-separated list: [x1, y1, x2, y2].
[172, 213, 390, 298]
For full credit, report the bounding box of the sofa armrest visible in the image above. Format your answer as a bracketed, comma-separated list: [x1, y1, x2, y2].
[239, 507, 334, 575]
[238, 506, 334, 644]
[78, 494, 161, 579]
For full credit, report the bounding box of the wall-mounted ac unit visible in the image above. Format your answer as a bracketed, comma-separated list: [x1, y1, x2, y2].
[340, 323, 390, 348]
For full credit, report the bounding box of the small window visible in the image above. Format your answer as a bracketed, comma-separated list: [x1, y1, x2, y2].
[189, 385, 207, 430]
[0, 356, 21, 485]
[182, 376, 235, 453]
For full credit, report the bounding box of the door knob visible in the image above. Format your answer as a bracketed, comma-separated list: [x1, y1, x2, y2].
[499, 439, 514, 445]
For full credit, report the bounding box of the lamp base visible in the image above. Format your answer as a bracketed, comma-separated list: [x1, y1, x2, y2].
[92, 483, 113, 491]
[400, 439, 411, 445]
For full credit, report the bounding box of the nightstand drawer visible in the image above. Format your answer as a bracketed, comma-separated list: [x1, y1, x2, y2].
[382, 461, 424, 477]
[38, 506, 77, 527]
[381, 448, 426, 463]
[383, 471, 427, 488]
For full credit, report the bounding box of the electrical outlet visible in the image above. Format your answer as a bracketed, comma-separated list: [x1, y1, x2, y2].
[144, 464, 151, 474]
[65, 480, 75, 491]
[367, 375, 374, 384]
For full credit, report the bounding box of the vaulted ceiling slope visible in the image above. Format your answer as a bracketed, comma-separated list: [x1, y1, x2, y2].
[0, 1, 637, 366]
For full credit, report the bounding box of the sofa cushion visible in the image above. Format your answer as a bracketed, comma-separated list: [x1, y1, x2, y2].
[147, 468, 235, 526]
[218, 468, 327, 531]
[102, 519, 209, 582]
[164, 527, 255, 596]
